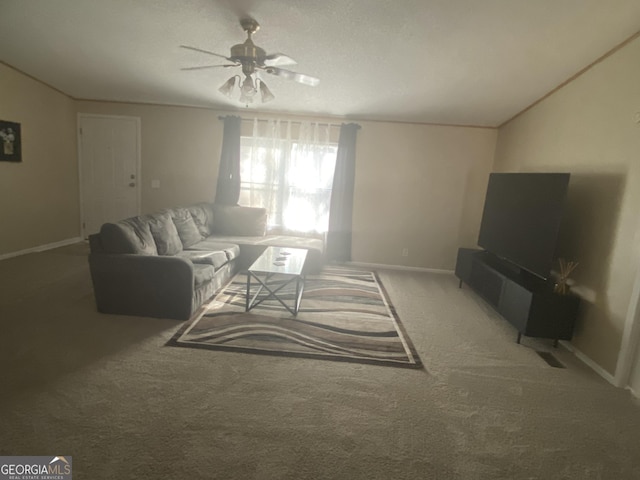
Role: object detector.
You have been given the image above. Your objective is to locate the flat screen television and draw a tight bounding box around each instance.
[477,172,570,280]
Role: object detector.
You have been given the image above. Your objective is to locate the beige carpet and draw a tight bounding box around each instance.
[1,243,640,479]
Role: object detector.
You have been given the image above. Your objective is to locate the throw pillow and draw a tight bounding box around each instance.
[171,208,204,248]
[188,203,214,237]
[100,217,158,255]
[148,212,183,255]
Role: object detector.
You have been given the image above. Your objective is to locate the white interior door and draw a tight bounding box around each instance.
[79,115,141,237]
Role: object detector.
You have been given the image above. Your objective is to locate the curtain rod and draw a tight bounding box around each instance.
[218,115,351,128]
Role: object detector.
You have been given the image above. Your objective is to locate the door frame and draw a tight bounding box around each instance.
[77,113,142,238]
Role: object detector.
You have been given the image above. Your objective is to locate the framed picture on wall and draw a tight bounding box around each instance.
[0,120,22,162]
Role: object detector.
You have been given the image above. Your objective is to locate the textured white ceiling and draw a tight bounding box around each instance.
[1,0,639,126]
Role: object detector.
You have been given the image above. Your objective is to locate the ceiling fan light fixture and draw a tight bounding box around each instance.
[238,75,259,106]
[218,75,238,97]
[239,93,253,105]
[183,18,319,106]
[241,75,256,96]
[258,80,275,103]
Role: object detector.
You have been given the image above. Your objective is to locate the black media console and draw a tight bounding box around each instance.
[455,248,579,346]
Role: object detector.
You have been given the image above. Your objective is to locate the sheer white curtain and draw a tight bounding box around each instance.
[239,119,337,236]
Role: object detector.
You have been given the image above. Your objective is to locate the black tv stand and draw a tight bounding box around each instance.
[455,248,579,345]
[490,255,527,278]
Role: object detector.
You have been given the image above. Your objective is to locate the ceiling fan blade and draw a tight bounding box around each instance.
[264,67,320,86]
[180,45,235,62]
[264,53,297,67]
[181,64,238,71]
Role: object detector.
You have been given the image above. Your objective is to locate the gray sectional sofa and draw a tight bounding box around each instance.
[88,203,324,320]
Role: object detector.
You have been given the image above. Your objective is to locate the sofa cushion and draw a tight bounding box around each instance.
[177,250,229,269]
[148,211,183,255]
[186,240,240,262]
[193,264,215,288]
[171,208,204,248]
[100,217,158,255]
[188,203,215,238]
[211,205,267,236]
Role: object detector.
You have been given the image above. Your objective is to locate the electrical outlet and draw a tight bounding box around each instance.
[401,247,409,257]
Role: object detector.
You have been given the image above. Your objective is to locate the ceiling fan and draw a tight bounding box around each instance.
[180,18,319,105]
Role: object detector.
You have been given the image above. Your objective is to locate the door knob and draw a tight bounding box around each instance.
[129,182,136,187]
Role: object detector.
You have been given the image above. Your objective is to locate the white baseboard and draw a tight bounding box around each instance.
[0,237,83,261]
[626,385,640,399]
[560,340,617,386]
[346,261,453,275]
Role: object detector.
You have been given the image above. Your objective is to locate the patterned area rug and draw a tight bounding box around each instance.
[167,266,422,368]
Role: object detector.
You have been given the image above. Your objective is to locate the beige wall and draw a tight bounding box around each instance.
[353,122,497,269]
[494,36,640,375]
[0,64,79,256]
[76,101,223,214]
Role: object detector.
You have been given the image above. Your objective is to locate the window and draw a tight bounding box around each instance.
[239,119,338,235]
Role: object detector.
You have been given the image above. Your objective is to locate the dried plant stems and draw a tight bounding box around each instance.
[554,258,578,295]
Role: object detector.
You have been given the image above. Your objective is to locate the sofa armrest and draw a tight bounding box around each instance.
[89,253,195,320]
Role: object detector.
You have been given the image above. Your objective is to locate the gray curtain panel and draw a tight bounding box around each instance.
[214,115,242,205]
[326,123,360,262]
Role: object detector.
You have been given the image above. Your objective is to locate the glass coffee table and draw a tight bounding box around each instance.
[245,246,308,316]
